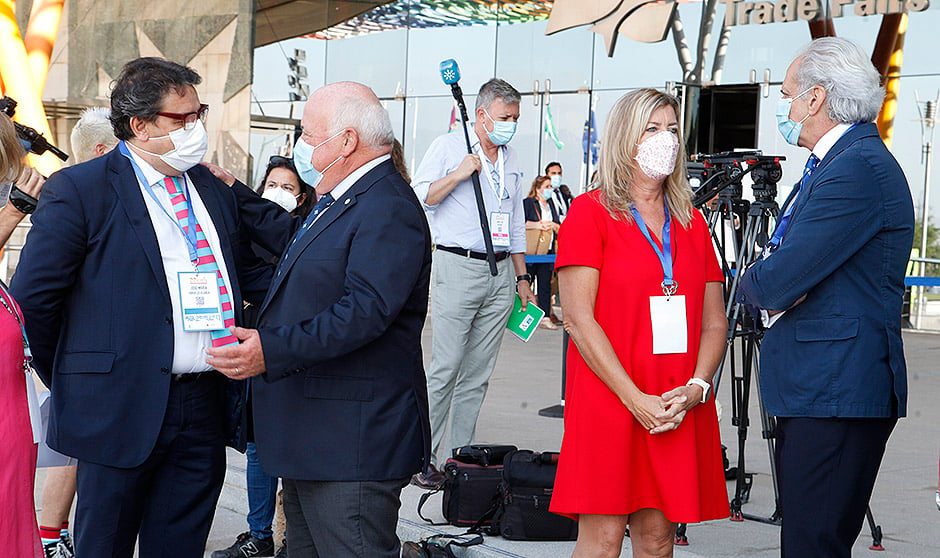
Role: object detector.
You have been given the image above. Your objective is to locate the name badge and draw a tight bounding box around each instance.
[178,272,224,331]
[650,295,688,354]
[490,211,511,248]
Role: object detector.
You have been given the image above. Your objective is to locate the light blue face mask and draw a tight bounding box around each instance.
[292,130,344,188]
[541,189,554,201]
[549,175,561,188]
[776,87,813,146]
[484,109,517,146]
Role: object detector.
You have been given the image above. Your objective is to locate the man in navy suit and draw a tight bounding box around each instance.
[208,81,431,558]
[739,38,913,557]
[11,58,270,558]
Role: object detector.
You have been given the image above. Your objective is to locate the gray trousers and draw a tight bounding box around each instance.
[427,250,514,466]
[282,477,408,558]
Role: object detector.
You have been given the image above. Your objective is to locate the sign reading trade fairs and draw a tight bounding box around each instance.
[722,0,930,26]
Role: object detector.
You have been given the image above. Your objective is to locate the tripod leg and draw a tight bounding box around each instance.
[750,347,782,523]
[866,506,884,551]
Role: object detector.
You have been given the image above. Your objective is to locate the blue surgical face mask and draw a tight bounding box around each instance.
[776,87,813,146]
[549,175,561,188]
[541,189,554,201]
[292,130,344,188]
[483,109,517,146]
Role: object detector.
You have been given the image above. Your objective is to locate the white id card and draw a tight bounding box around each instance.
[490,211,511,248]
[650,295,688,354]
[178,272,224,331]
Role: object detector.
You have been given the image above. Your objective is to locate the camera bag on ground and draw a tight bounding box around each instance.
[417,444,516,527]
[401,534,483,558]
[493,449,578,541]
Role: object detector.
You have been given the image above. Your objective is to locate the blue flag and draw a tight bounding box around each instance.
[582,110,598,165]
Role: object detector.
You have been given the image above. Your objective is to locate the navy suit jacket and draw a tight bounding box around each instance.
[738,123,913,418]
[234,159,433,481]
[10,149,271,467]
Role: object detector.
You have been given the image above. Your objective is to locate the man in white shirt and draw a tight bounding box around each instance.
[12,57,271,558]
[545,161,570,220]
[410,78,537,487]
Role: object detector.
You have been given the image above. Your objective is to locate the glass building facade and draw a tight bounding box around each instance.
[249,2,940,216]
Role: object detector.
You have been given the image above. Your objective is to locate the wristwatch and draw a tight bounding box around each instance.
[686,377,711,403]
[515,274,532,284]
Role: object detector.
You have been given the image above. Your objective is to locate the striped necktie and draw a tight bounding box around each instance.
[163,176,238,348]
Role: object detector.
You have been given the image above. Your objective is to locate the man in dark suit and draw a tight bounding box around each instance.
[207,81,432,558]
[738,38,913,558]
[11,58,270,558]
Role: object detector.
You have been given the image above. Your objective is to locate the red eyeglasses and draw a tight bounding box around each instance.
[156,104,209,130]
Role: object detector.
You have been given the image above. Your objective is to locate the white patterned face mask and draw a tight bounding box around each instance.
[636,130,679,181]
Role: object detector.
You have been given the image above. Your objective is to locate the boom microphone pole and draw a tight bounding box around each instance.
[439,59,498,276]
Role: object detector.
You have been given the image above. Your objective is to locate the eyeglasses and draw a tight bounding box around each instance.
[156,103,209,130]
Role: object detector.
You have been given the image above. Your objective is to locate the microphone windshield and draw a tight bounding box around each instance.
[440,59,461,85]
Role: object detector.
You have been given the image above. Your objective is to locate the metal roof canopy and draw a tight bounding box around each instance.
[255,0,394,47]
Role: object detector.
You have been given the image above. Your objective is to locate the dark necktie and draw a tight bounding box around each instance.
[767,153,820,252]
[277,193,334,275]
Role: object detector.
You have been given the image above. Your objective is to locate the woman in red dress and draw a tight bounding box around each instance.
[0,113,45,558]
[549,89,728,557]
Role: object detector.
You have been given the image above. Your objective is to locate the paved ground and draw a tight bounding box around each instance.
[36,324,940,557]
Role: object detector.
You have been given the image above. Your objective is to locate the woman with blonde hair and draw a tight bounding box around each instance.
[0,112,46,558]
[549,89,728,557]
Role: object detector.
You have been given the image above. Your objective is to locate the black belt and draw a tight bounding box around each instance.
[171,371,213,383]
[437,245,510,262]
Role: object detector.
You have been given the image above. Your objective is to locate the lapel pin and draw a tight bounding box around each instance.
[344,198,351,205]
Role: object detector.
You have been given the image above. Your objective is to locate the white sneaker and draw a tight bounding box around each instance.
[935,491,940,511]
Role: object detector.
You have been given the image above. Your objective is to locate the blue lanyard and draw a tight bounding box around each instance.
[119,142,199,262]
[630,199,676,296]
[0,280,32,363]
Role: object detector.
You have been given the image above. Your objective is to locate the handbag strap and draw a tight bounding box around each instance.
[417,488,448,525]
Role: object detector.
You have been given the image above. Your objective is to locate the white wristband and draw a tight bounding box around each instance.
[686,377,711,403]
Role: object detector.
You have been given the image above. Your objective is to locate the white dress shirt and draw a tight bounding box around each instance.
[126,147,235,374]
[411,129,526,254]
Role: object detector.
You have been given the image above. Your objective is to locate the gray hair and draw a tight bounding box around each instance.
[70,107,118,163]
[328,96,394,150]
[795,37,885,124]
[475,79,521,112]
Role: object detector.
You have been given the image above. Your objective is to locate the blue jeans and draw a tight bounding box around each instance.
[246,442,279,540]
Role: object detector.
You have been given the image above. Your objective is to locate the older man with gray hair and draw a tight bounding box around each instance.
[209,81,432,557]
[411,78,537,487]
[739,37,913,557]
[69,107,118,163]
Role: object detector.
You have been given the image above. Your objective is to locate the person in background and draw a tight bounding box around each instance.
[738,38,913,557]
[257,155,314,220]
[213,154,311,558]
[36,106,117,558]
[410,78,537,487]
[523,175,561,330]
[544,162,570,326]
[391,138,411,183]
[68,106,119,164]
[545,161,570,220]
[0,112,47,558]
[550,88,729,557]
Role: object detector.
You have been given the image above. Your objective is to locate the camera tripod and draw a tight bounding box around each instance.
[694,166,886,551]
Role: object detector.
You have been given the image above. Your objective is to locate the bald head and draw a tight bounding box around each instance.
[304,81,393,153]
[297,81,396,194]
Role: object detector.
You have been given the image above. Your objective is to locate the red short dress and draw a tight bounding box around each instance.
[549,190,729,524]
